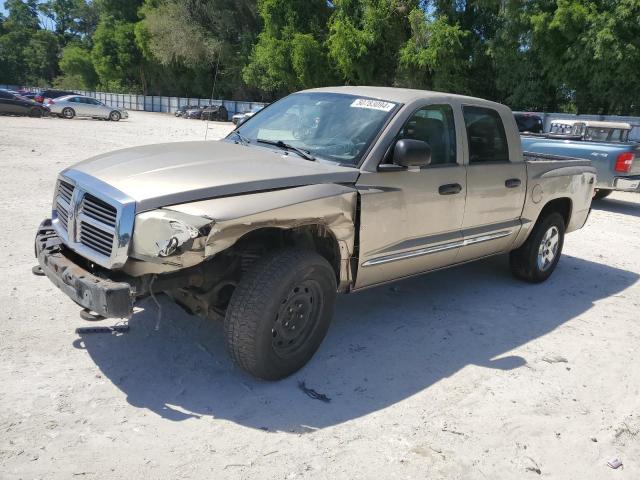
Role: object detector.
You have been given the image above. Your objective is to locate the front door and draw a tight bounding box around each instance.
[69,97,89,116]
[457,105,526,263]
[355,104,467,289]
[0,91,20,114]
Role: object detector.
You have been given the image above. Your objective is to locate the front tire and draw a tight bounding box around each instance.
[224,249,337,380]
[62,107,75,119]
[593,189,612,200]
[109,111,121,121]
[510,212,565,283]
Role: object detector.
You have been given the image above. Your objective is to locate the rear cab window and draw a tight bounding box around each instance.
[463,106,510,163]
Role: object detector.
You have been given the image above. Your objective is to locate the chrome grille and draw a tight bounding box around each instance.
[78,193,117,257]
[81,193,117,228]
[79,221,113,256]
[51,171,135,269]
[55,180,74,233]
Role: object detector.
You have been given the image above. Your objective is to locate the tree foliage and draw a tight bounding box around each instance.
[0,0,638,113]
[243,0,332,96]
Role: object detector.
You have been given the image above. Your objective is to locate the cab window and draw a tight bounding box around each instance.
[463,106,509,163]
[396,104,457,165]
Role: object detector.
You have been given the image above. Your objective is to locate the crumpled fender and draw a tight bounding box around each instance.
[127,184,358,288]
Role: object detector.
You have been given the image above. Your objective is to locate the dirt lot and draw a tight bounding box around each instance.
[1,112,639,479]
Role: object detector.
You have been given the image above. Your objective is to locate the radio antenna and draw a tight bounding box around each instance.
[204,50,221,141]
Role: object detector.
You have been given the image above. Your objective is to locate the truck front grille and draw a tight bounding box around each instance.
[79,221,113,256]
[81,193,117,228]
[52,172,135,269]
[55,180,75,232]
[78,194,117,257]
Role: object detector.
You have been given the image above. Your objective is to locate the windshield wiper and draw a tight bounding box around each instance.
[256,139,315,161]
[229,130,250,146]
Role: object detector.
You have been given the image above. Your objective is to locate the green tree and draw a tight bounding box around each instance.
[397,8,469,93]
[57,42,98,88]
[327,0,418,85]
[528,0,640,114]
[243,0,332,97]
[140,0,259,98]
[0,0,53,84]
[92,15,144,91]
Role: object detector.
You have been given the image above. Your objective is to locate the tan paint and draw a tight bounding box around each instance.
[124,184,358,290]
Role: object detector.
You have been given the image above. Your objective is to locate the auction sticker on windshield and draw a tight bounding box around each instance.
[350,98,396,112]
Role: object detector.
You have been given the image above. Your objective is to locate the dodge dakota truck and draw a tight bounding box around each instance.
[35,87,596,380]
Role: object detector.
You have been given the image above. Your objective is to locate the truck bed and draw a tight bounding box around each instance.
[522,135,640,191]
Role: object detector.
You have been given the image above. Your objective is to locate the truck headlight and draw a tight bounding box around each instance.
[131,209,212,259]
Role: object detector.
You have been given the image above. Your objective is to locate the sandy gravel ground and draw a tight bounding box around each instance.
[1,112,639,479]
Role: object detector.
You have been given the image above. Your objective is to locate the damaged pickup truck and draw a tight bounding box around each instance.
[35,87,596,380]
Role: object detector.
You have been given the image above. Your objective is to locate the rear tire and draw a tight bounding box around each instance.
[62,107,75,119]
[593,189,612,200]
[224,249,337,380]
[510,212,565,283]
[29,108,43,118]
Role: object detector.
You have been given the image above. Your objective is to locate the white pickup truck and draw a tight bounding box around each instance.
[35,87,596,379]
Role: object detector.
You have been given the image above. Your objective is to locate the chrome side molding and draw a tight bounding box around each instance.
[362,230,512,267]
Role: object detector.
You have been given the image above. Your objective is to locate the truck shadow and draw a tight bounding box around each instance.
[592,197,640,218]
[74,254,638,431]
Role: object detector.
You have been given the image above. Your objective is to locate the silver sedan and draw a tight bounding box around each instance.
[46,95,129,121]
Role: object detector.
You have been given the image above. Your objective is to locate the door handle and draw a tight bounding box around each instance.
[505,178,521,188]
[438,183,462,195]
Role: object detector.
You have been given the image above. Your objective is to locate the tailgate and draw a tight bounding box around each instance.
[629,145,640,175]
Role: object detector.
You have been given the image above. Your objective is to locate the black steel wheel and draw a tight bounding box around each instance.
[224,249,337,380]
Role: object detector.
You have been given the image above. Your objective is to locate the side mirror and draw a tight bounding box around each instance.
[393,139,431,168]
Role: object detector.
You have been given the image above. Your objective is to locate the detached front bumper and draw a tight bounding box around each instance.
[35,219,134,318]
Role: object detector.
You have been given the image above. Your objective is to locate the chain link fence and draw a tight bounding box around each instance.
[1,84,266,116]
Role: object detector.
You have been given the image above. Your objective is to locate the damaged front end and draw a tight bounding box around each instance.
[124,184,358,319]
[38,183,359,321]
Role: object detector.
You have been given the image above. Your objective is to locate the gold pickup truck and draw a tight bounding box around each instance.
[35,87,596,380]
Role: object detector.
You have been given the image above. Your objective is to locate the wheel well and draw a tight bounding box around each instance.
[539,197,572,227]
[232,226,342,281]
[169,225,343,320]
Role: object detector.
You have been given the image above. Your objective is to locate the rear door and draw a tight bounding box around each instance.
[355,103,467,288]
[82,97,103,117]
[457,105,526,263]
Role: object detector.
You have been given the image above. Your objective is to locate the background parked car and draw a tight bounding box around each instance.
[35,89,76,104]
[514,112,544,133]
[184,106,208,119]
[175,105,197,117]
[46,95,128,121]
[200,104,228,121]
[0,89,50,117]
[231,104,265,125]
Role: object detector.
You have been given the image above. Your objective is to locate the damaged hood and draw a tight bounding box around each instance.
[66,140,360,212]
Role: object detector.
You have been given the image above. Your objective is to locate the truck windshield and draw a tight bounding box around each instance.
[230,92,398,165]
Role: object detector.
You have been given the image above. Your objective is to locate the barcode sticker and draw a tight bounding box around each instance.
[350,98,396,112]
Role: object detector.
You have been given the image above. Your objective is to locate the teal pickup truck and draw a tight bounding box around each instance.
[522,120,640,199]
